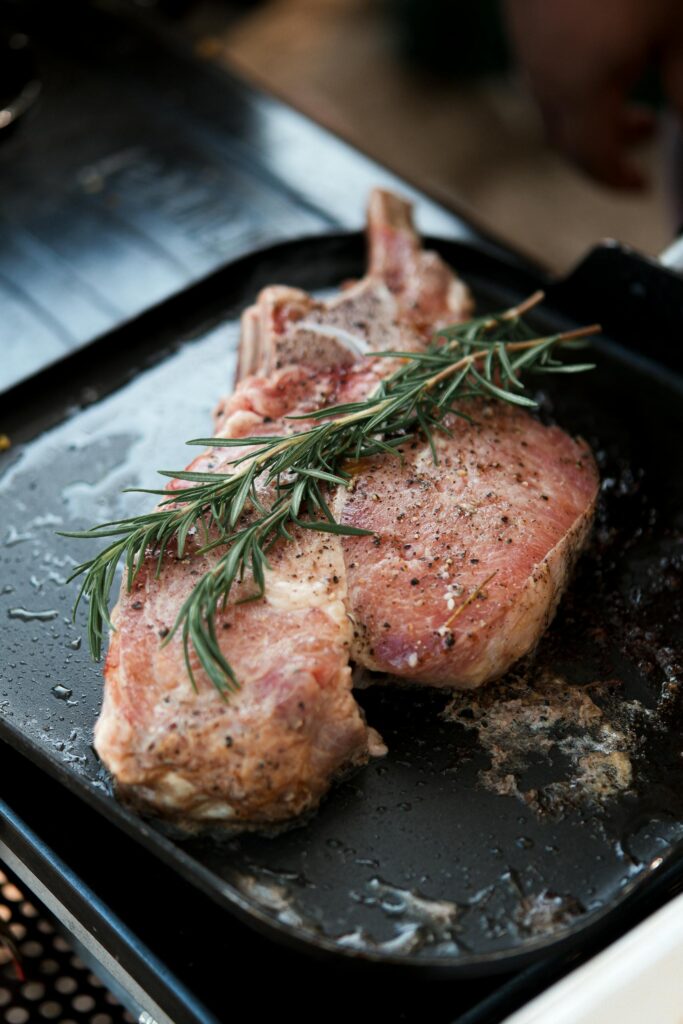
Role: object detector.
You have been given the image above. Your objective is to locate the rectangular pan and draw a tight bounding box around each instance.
[1,231,682,976]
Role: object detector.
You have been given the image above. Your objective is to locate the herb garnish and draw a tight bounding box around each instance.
[61,292,598,696]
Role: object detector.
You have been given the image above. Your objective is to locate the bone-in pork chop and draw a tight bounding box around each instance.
[94,190,598,829]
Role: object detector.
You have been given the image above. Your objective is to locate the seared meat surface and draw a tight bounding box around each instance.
[95,190,598,829]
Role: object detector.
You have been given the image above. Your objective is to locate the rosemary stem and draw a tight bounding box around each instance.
[423,324,600,393]
[484,289,545,327]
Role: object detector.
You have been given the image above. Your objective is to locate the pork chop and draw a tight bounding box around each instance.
[94,189,473,828]
[94,190,598,830]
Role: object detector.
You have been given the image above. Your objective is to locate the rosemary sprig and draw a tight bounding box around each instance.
[61,292,598,696]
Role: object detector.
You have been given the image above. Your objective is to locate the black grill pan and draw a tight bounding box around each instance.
[1,231,682,976]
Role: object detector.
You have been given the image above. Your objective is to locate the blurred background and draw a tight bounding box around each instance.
[1,0,677,271]
[178,0,672,271]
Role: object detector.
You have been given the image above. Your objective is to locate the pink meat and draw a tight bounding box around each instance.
[340,403,597,686]
[94,189,597,830]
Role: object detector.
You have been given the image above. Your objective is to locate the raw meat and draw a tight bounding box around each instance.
[95,190,598,829]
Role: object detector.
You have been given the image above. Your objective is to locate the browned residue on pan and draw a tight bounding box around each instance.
[443,671,638,814]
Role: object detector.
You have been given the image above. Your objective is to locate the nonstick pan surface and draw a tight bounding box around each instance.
[1,233,682,975]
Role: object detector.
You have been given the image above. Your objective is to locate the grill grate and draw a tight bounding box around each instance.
[0,867,135,1024]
